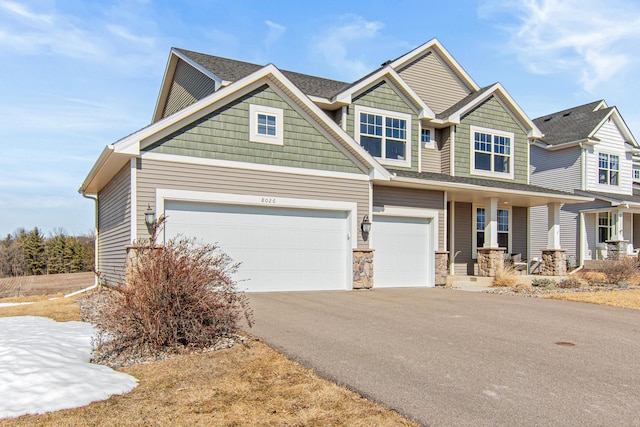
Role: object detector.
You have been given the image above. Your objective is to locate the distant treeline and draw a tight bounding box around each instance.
[0,228,94,277]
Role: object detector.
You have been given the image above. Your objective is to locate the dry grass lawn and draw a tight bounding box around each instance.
[0,272,94,298]
[544,289,640,310]
[0,292,417,426]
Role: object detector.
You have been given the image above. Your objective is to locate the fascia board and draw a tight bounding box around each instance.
[79,145,114,194]
[587,108,638,147]
[574,190,630,205]
[172,48,223,87]
[151,52,179,123]
[389,38,480,92]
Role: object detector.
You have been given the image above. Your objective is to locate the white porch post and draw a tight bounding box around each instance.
[613,209,624,241]
[547,203,561,250]
[485,197,499,247]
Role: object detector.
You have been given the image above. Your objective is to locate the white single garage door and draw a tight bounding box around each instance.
[372,215,432,288]
[164,200,350,292]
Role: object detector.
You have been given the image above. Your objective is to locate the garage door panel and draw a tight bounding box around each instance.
[372,215,432,288]
[164,200,349,292]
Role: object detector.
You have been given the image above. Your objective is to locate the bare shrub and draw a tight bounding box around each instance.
[598,257,639,285]
[93,218,253,358]
[492,266,519,288]
[557,277,583,289]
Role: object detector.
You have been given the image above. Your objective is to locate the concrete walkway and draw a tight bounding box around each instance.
[246,288,640,426]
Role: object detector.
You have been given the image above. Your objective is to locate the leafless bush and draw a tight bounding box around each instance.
[492,266,519,288]
[598,257,639,285]
[93,218,253,357]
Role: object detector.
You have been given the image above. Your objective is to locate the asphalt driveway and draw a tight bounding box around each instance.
[246,288,640,426]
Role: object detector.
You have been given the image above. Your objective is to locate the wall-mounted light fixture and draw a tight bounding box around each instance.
[361,215,372,233]
[144,204,156,229]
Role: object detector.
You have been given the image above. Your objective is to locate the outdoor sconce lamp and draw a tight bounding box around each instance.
[144,204,156,229]
[361,215,372,233]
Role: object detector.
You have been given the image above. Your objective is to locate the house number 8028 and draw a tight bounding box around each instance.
[261,197,276,204]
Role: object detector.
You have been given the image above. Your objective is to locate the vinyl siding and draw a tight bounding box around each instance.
[440,127,451,174]
[162,59,217,119]
[452,202,473,275]
[512,206,528,258]
[396,51,471,114]
[530,145,581,192]
[346,81,419,171]
[634,214,640,249]
[97,164,131,285]
[146,85,363,174]
[421,127,450,173]
[136,157,371,248]
[454,96,529,184]
[585,119,633,195]
[372,185,445,251]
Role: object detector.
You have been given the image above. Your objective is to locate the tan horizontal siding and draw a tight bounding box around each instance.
[162,59,217,118]
[453,202,473,275]
[372,185,445,251]
[136,158,371,248]
[97,164,131,285]
[512,206,528,258]
[397,51,470,114]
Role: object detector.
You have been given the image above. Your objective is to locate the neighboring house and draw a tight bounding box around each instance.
[80,38,589,292]
[530,100,640,266]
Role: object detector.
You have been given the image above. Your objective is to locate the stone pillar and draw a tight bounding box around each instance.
[477,247,505,277]
[353,249,374,289]
[540,249,567,276]
[435,251,449,285]
[605,240,629,260]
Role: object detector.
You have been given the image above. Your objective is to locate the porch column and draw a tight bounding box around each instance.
[613,209,624,241]
[485,197,499,248]
[547,203,561,250]
[607,209,628,259]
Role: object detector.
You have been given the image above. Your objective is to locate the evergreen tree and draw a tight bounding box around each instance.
[18,228,46,275]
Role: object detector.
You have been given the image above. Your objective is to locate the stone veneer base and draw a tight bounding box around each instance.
[353,249,374,289]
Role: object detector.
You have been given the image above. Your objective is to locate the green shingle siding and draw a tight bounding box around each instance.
[144,85,364,174]
[455,96,528,184]
[346,81,419,171]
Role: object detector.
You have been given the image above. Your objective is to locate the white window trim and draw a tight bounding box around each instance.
[354,105,412,168]
[596,211,613,244]
[471,204,512,259]
[469,125,515,180]
[596,152,620,187]
[420,123,435,149]
[249,104,283,145]
[634,166,640,182]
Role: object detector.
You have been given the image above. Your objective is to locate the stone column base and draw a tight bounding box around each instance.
[540,249,567,276]
[353,249,374,289]
[435,251,449,285]
[605,240,629,260]
[477,247,506,277]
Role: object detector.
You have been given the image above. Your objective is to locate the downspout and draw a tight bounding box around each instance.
[81,192,99,286]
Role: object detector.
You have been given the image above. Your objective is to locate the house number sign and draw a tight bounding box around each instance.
[261,197,277,204]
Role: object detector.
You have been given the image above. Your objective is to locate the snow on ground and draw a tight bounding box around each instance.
[0,302,34,308]
[0,316,138,419]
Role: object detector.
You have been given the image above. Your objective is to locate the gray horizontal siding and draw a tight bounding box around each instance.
[136,157,371,248]
[397,51,470,114]
[512,206,528,258]
[162,59,217,118]
[372,185,445,251]
[530,145,581,192]
[97,163,131,285]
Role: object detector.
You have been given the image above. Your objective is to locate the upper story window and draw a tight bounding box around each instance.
[249,104,283,145]
[470,126,514,179]
[354,105,411,167]
[598,153,619,185]
[420,125,435,149]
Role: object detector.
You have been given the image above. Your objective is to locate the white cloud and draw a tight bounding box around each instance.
[480,0,640,92]
[264,20,285,46]
[0,0,51,24]
[107,24,155,48]
[310,14,384,80]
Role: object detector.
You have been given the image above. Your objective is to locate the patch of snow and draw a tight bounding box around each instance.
[0,302,34,308]
[0,316,138,419]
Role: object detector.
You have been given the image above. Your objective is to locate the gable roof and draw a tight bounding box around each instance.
[534,101,611,147]
[81,63,391,195]
[174,48,350,99]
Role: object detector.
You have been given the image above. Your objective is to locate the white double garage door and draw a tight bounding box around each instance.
[164,194,435,292]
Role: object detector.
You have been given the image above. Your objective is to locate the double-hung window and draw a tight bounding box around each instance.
[598,153,619,185]
[597,212,612,243]
[470,126,514,179]
[634,165,640,182]
[474,207,510,257]
[355,106,411,167]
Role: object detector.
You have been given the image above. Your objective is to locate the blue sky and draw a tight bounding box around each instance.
[1,0,640,237]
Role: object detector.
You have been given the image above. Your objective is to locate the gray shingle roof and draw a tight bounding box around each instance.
[435,85,495,119]
[174,48,350,99]
[576,189,640,205]
[388,169,576,196]
[533,100,612,146]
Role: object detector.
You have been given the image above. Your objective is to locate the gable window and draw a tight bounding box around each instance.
[249,104,283,145]
[598,153,619,185]
[470,126,514,179]
[355,105,411,167]
[474,207,510,257]
[598,212,612,243]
